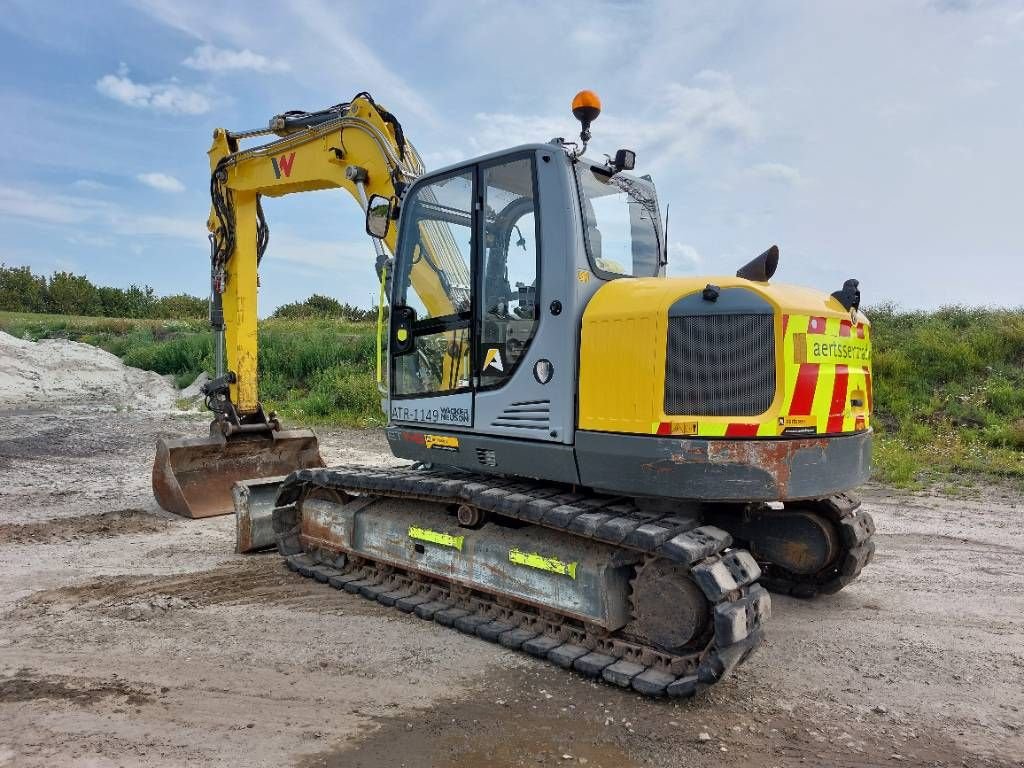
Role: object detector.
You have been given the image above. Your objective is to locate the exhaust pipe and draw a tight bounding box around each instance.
[736,245,779,282]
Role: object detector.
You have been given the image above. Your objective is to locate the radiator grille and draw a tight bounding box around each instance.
[665,314,775,416]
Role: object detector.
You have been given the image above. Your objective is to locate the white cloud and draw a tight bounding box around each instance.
[960,76,997,94]
[65,233,114,248]
[109,213,201,240]
[0,183,200,241]
[268,233,376,271]
[137,172,185,192]
[421,148,467,170]
[667,242,703,275]
[95,65,211,115]
[286,0,438,125]
[469,72,759,167]
[135,0,438,125]
[183,44,289,73]
[0,184,107,224]
[657,75,760,152]
[71,179,109,192]
[928,0,983,12]
[747,162,803,186]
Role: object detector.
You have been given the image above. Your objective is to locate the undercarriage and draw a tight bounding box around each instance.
[265,464,873,697]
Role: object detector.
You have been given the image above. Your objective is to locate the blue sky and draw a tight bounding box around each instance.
[0,0,1021,313]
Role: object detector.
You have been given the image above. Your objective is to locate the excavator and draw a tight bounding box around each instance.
[152,90,876,697]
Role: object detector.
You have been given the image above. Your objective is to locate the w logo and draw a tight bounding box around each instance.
[271,152,295,179]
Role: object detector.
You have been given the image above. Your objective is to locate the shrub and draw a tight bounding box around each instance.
[152,294,207,319]
[0,264,47,312]
[272,294,376,321]
[0,264,206,320]
[46,271,103,316]
[98,284,156,318]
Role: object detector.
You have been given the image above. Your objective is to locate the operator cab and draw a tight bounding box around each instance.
[370,92,665,480]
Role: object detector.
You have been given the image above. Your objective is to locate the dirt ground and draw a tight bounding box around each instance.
[1,402,1022,768]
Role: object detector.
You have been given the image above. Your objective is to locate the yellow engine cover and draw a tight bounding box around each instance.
[577,277,872,438]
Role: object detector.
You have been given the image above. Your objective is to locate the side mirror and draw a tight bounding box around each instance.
[366,194,394,239]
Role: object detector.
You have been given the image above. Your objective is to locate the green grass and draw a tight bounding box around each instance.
[3,305,1023,487]
[868,305,1024,487]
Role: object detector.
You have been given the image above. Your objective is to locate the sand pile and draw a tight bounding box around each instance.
[0,331,178,409]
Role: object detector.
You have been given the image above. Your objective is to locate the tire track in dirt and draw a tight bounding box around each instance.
[0,509,171,544]
[13,557,388,619]
[0,669,151,706]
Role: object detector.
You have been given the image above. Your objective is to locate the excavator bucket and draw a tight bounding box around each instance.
[152,430,324,519]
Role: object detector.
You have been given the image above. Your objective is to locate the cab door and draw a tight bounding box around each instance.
[388,150,573,449]
[472,154,552,437]
[388,167,476,429]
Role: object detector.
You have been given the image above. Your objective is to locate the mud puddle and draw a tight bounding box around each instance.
[300,664,992,768]
[0,509,171,544]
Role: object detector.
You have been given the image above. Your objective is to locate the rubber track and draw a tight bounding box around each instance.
[273,465,770,698]
[757,492,877,598]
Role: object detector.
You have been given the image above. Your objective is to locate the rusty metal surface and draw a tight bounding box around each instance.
[233,476,288,552]
[629,557,710,652]
[575,429,872,501]
[298,496,636,630]
[706,492,876,597]
[269,464,774,696]
[278,495,769,697]
[706,507,839,575]
[152,429,324,519]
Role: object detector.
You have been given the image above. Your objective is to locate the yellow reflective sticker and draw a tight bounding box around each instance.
[778,415,816,428]
[798,334,871,365]
[408,526,464,551]
[777,414,818,435]
[670,421,698,435]
[508,548,578,579]
[424,434,459,451]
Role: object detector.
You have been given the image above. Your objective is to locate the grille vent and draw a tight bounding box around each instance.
[491,400,550,431]
[476,448,497,467]
[664,314,775,416]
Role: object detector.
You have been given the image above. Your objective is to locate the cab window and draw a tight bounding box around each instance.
[479,156,540,387]
[392,170,473,397]
[576,166,661,278]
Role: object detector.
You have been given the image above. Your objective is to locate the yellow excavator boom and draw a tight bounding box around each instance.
[153,92,454,519]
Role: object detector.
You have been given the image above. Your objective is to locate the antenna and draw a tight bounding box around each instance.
[662,203,670,266]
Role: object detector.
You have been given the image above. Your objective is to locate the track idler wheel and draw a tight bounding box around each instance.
[705,494,876,598]
[629,558,710,653]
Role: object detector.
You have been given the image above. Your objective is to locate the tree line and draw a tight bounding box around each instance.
[0,264,207,319]
[271,294,379,322]
[0,264,378,321]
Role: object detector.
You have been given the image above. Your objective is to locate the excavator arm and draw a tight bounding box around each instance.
[153,92,453,520]
[206,92,453,416]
